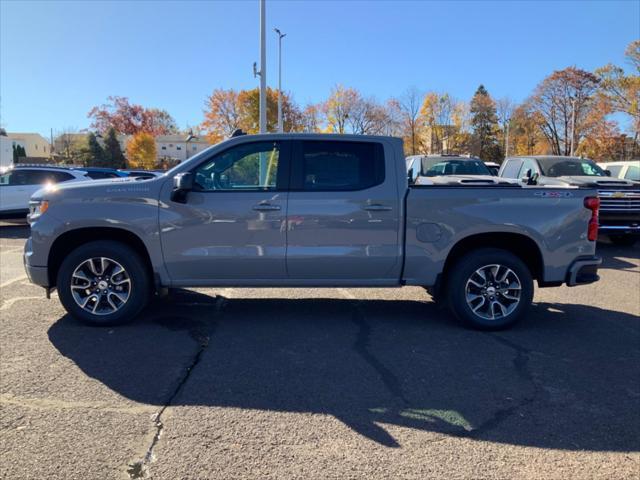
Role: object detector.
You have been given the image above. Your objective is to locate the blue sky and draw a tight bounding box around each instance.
[1,0,638,138]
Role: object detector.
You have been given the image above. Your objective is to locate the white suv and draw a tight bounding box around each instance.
[599,161,640,182]
[0,165,90,216]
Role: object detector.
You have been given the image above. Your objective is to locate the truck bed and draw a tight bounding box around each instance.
[403,184,597,286]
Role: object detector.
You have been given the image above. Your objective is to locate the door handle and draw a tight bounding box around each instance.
[253,203,281,211]
[363,204,392,212]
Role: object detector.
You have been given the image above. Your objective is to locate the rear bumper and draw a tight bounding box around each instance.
[566,256,602,286]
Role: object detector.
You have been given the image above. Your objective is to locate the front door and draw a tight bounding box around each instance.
[160,140,290,283]
[285,139,401,282]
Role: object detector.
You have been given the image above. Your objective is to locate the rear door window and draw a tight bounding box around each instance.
[606,165,622,177]
[624,165,639,181]
[48,171,75,183]
[294,141,384,191]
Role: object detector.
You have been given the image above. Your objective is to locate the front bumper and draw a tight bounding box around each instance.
[566,256,602,286]
[23,237,50,287]
[599,212,640,235]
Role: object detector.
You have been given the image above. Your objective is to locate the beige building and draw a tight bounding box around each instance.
[6,132,51,159]
[155,134,210,163]
[420,125,460,155]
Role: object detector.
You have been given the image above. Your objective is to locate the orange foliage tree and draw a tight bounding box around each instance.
[126,132,157,170]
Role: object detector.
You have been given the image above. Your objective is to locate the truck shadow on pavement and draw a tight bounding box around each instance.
[47,290,640,452]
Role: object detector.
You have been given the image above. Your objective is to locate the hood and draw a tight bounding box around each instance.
[416,175,520,186]
[538,176,637,188]
[31,175,163,200]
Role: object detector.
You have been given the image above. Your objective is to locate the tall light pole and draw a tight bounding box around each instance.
[570,97,577,156]
[505,119,510,158]
[274,28,286,133]
[259,0,267,134]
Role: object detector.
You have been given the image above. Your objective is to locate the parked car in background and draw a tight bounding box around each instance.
[500,156,640,245]
[598,160,640,182]
[72,167,128,180]
[406,154,495,177]
[119,169,163,179]
[484,162,500,176]
[25,134,602,330]
[0,165,90,216]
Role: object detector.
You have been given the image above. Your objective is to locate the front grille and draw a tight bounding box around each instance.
[598,190,640,212]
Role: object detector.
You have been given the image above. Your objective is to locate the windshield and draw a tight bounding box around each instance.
[537,158,606,177]
[422,159,491,176]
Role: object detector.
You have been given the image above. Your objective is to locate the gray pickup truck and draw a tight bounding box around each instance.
[24,134,602,330]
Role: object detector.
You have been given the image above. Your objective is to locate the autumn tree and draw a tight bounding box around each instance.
[346,96,389,135]
[509,105,549,156]
[394,87,423,155]
[201,89,242,143]
[420,92,457,154]
[201,87,303,141]
[322,85,359,134]
[596,40,640,157]
[469,85,501,161]
[300,104,322,133]
[103,127,126,168]
[496,97,515,158]
[448,101,472,154]
[88,96,177,136]
[126,132,157,170]
[528,67,600,156]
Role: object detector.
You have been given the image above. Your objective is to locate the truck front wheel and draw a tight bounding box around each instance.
[446,248,533,330]
[56,241,151,326]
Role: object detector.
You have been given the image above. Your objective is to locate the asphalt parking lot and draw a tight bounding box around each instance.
[0,222,638,480]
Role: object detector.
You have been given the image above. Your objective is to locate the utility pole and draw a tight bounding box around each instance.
[259,0,267,134]
[275,28,286,133]
[504,120,510,158]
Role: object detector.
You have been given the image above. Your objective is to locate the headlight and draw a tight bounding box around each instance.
[29,200,49,219]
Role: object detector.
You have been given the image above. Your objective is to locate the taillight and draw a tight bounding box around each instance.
[584,196,600,241]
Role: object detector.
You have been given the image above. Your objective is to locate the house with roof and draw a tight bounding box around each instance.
[6,132,51,160]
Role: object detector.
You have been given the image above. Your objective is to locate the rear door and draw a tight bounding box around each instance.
[286,139,401,282]
[0,169,44,212]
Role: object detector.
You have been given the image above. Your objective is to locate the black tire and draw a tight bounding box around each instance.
[56,241,151,326]
[445,248,533,330]
[609,235,637,247]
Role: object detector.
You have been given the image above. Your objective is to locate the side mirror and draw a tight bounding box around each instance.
[604,169,612,177]
[521,168,532,181]
[171,172,193,203]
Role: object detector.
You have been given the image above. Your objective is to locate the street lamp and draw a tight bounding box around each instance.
[274,28,286,133]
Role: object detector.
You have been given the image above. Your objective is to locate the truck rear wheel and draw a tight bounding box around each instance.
[446,248,533,330]
[56,241,151,326]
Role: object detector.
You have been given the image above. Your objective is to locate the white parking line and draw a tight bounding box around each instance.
[337,288,357,300]
[1,247,25,254]
[0,275,28,289]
